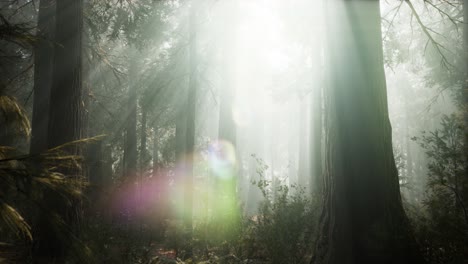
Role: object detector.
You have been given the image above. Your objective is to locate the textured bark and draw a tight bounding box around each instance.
[463,0,468,173]
[47,0,83,149]
[30,0,55,154]
[38,0,84,261]
[312,2,424,264]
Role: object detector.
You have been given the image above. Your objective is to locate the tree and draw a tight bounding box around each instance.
[312,1,424,263]
[47,0,84,150]
[183,2,198,257]
[463,0,468,172]
[37,0,84,261]
[123,53,138,179]
[30,0,55,154]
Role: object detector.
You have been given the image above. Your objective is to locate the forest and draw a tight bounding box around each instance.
[0,0,467,263]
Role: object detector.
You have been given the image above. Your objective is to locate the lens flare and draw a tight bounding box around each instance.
[207,140,237,179]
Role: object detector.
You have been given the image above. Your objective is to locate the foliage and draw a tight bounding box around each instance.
[0,94,96,263]
[241,159,318,264]
[412,114,468,263]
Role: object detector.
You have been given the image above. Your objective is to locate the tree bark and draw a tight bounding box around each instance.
[312,1,424,263]
[38,0,84,261]
[30,0,55,154]
[47,0,83,149]
[463,0,468,178]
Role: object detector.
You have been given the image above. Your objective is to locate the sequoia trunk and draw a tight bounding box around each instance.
[312,1,425,263]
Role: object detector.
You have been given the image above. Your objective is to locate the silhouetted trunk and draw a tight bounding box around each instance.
[47,0,83,149]
[463,0,468,176]
[312,1,424,263]
[123,56,138,178]
[38,0,84,261]
[87,140,103,186]
[153,127,159,176]
[140,108,148,170]
[404,99,415,202]
[30,0,55,154]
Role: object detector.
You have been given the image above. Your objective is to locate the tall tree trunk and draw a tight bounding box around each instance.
[140,107,148,170]
[183,3,198,257]
[47,0,83,149]
[312,1,424,263]
[123,55,138,179]
[216,0,240,238]
[288,101,298,188]
[153,127,159,176]
[38,0,84,261]
[463,0,468,177]
[218,76,236,145]
[404,99,414,202]
[173,92,187,223]
[310,85,322,196]
[30,0,55,154]
[175,109,187,161]
[298,98,309,191]
[309,29,323,196]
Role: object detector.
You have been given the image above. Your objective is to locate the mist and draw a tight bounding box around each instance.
[0,0,466,263]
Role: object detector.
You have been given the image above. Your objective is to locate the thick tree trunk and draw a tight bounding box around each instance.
[47,0,83,149]
[38,0,84,261]
[312,1,424,264]
[463,0,468,176]
[30,0,55,154]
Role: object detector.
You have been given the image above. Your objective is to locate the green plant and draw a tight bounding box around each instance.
[243,157,318,264]
[0,93,97,263]
[413,114,468,263]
